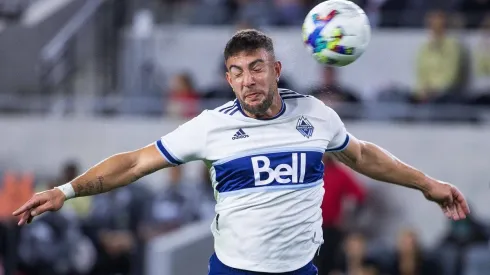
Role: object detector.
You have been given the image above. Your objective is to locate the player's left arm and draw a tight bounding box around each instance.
[327,134,470,221]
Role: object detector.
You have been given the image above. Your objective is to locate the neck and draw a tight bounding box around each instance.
[400,250,417,258]
[431,32,445,42]
[244,90,283,119]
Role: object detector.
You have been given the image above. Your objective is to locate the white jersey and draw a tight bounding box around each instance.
[155,89,350,273]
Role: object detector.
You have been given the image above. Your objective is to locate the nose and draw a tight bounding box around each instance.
[242,70,256,87]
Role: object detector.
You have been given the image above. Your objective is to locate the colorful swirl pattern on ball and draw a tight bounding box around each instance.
[304,10,355,64]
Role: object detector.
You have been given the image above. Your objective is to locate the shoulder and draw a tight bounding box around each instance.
[208,99,240,117]
[278,88,311,100]
[170,110,214,134]
[280,88,336,116]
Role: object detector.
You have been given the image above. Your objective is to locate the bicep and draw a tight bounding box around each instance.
[327,134,363,169]
[132,143,174,178]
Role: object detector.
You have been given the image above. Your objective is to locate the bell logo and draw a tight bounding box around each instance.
[251,153,306,186]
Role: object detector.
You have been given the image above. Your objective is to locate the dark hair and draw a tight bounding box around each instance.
[175,72,194,90]
[224,29,275,62]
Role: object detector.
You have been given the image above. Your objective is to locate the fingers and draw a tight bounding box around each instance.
[442,205,451,219]
[13,198,40,226]
[30,203,52,218]
[17,211,32,226]
[17,202,54,226]
[442,203,467,221]
[12,198,39,216]
[442,202,462,221]
[446,186,470,221]
[13,193,57,226]
[452,187,470,215]
[449,204,460,220]
[456,203,466,220]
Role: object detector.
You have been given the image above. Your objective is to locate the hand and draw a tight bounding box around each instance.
[12,188,66,226]
[423,181,470,221]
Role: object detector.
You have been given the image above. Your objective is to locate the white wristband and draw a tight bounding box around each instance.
[55,183,76,200]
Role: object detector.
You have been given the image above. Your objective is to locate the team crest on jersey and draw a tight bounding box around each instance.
[296,116,314,138]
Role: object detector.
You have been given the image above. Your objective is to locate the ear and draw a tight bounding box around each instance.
[225,70,233,88]
[274,61,282,82]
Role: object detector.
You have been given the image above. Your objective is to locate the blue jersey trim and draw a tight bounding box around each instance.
[229,107,240,116]
[279,91,298,96]
[213,146,326,166]
[282,95,308,99]
[155,140,183,165]
[325,134,350,152]
[218,100,237,113]
[218,179,323,198]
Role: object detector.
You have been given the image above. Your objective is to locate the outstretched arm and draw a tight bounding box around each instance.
[70,144,168,197]
[13,144,170,225]
[327,134,470,221]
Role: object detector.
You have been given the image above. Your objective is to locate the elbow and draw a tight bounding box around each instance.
[357,142,394,173]
[355,140,370,167]
[130,158,146,182]
[118,151,143,183]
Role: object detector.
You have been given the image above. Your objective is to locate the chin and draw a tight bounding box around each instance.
[245,100,264,108]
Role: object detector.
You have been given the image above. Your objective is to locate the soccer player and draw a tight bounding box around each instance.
[13,29,469,275]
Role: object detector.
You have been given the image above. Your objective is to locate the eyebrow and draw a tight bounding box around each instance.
[228,58,266,72]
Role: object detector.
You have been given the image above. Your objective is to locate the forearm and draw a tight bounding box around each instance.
[69,153,141,197]
[335,142,431,192]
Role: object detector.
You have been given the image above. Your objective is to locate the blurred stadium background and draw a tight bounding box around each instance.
[0,0,489,274]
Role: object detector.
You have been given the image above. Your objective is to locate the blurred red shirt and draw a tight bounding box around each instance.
[321,159,366,227]
[167,90,200,119]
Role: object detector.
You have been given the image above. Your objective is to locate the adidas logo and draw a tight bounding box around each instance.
[232,128,249,140]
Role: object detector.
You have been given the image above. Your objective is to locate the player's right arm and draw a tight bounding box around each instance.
[13,111,208,226]
[12,144,172,226]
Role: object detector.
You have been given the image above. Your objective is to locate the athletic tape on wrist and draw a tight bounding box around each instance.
[55,183,75,200]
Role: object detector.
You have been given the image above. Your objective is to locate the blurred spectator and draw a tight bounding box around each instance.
[0,171,34,275]
[17,179,96,275]
[436,208,489,275]
[358,0,387,27]
[475,16,490,82]
[314,154,366,275]
[234,0,276,27]
[329,232,382,275]
[189,0,237,25]
[470,15,490,105]
[273,0,307,26]
[358,0,408,28]
[387,228,440,275]
[377,0,409,27]
[311,67,360,105]
[165,73,201,119]
[457,0,490,29]
[84,183,151,275]
[139,166,200,242]
[413,10,465,104]
[59,161,92,218]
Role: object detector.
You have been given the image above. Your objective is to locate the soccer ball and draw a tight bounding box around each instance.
[302,0,371,67]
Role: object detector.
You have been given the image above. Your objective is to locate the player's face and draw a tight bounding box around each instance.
[225,49,282,115]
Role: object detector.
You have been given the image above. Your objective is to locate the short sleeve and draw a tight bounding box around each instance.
[325,107,350,152]
[154,111,208,165]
